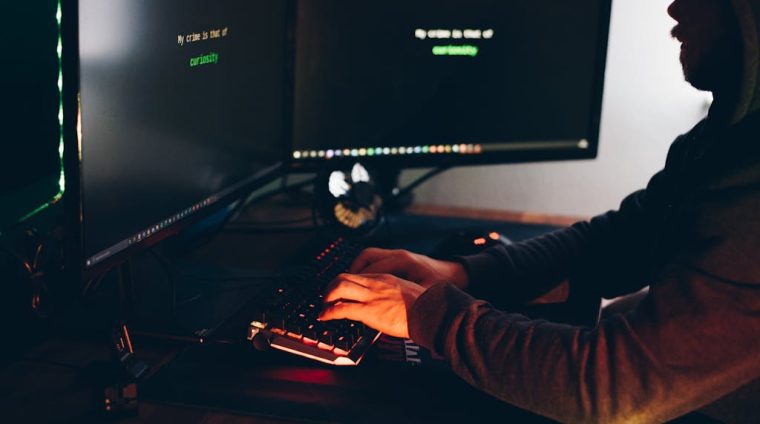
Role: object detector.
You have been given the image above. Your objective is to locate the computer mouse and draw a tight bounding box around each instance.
[433,230,511,258]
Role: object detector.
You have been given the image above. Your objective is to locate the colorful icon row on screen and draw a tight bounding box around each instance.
[292,144,482,160]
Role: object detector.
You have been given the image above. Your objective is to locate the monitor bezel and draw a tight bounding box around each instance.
[62,0,288,284]
[288,0,612,172]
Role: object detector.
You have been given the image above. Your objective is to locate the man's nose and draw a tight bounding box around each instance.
[667,0,681,20]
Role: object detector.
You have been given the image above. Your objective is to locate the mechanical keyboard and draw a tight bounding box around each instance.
[248,237,381,366]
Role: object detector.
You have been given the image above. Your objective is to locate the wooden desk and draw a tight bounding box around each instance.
[407,204,585,228]
[1,204,568,423]
[4,203,733,423]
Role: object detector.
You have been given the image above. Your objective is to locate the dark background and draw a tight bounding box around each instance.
[0,0,62,228]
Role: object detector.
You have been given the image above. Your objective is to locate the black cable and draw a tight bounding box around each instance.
[0,236,33,275]
[176,293,202,307]
[2,240,43,316]
[147,249,178,314]
[224,198,328,234]
[181,175,318,252]
[1,233,59,319]
[221,225,327,235]
[390,165,452,205]
[28,241,51,319]
[241,175,318,212]
[81,272,109,297]
[228,216,315,228]
[218,175,323,234]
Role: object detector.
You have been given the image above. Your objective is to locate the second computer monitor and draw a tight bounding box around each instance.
[292,0,611,167]
[68,0,288,275]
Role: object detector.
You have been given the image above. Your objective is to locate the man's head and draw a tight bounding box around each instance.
[668,0,742,95]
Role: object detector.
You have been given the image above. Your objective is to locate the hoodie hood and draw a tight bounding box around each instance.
[728,0,760,123]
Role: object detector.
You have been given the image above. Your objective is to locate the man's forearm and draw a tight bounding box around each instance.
[409,275,760,423]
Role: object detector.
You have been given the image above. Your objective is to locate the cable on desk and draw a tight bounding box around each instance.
[225,198,332,235]
[186,175,319,251]
[241,175,317,211]
[146,250,179,314]
[81,273,110,298]
[2,229,59,319]
[221,225,328,235]
[389,165,452,207]
[228,216,315,228]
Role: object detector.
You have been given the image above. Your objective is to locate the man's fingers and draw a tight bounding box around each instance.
[340,273,397,289]
[318,301,363,322]
[360,256,410,278]
[348,248,393,273]
[324,273,369,295]
[323,279,371,303]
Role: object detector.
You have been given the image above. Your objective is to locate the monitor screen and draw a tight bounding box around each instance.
[292,0,610,166]
[1,1,63,230]
[76,0,287,269]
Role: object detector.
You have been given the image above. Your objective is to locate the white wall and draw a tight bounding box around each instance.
[405,0,712,218]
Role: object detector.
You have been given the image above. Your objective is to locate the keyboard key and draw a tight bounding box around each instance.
[335,335,352,351]
[318,330,334,346]
[303,323,319,340]
[286,321,302,335]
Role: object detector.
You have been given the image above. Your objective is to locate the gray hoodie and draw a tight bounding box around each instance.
[408,2,760,423]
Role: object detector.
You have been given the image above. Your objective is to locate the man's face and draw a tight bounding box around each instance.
[668,0,741,92]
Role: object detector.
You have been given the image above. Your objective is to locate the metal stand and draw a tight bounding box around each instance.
[114,260,149,380]
[91,261,149,419]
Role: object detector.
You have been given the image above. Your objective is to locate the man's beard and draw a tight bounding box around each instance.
[682,33,742,96]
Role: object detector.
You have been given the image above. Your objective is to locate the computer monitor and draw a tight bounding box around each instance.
[1,1,64,231]
[291,0,611,169]
[62,0,289,280]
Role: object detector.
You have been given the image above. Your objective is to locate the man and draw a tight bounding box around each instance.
[319,0,760,422]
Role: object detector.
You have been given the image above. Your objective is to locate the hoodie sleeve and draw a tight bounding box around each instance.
[459,192,653,305]
[408,263,760,423]
[459,171,674,306]
[456,131,698,306]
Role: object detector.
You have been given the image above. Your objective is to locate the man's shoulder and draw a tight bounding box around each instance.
[679,160,760,287]
[668,118,760,286]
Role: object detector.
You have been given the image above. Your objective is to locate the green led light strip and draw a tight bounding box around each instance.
[56,0,65,195]
[16,1,66,224]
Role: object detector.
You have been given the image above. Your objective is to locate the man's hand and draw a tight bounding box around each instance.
[349,248,469,290]
[318,273,426,338]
